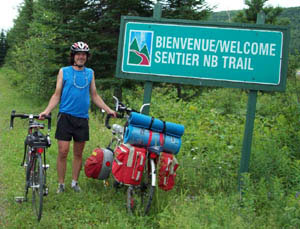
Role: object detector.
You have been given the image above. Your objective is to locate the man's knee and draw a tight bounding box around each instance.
[73,141,85,157]
[58,141,70,159]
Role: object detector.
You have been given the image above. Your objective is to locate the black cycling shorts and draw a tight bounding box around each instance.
[55,113,89,142]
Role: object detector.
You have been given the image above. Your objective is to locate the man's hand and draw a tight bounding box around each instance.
[107,109,117,118]
[39,111,48,120]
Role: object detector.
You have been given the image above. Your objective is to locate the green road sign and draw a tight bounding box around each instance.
[116,17,290,91]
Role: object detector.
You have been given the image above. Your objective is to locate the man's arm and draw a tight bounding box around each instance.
[39,69,63,118]
[90,73,116,116]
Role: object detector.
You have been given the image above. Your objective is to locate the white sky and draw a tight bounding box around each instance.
[0,0,23,31]
[0,0,300,31]
[209,0,300,12]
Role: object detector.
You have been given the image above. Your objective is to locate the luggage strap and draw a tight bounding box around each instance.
[162,121,166,134]
[147,130,165,148]
[124,144,135,167]
[149,117,154,130]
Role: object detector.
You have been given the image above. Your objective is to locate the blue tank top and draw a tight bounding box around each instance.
[59,66,93,118]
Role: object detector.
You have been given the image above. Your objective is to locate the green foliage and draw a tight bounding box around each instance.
[4,0,160,99]
[232,0,285,25]
[6,0,34,48]
[2,61,300,227]
[288,51,300,80]
[162,0,212,20]
[280,7,300,55]
[0,30,7,66]
[6,20,59,100]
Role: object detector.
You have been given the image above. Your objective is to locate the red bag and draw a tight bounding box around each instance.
[158,152,179,191]
[84,148,113,180]
[112,143,146,186]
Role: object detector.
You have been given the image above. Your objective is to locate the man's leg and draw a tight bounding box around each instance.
[72,141,85,181]
[57,140,70,184]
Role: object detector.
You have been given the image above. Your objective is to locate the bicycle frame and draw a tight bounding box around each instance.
[104,97,158,215]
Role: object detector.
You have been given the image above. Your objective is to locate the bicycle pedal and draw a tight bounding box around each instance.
[15,196,25,203]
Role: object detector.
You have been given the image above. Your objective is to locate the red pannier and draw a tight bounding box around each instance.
[84,148,113,180]
[158,152,179,191]
[112,143,146,186]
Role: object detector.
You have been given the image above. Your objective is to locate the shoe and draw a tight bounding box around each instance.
[56,184,65,194]
[71,183,81,192]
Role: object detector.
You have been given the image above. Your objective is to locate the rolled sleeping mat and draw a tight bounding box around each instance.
[123,125,182,154]
[128,112,185,138]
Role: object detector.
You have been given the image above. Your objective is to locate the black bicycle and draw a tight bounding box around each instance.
[10,111,51,222]
[106,97,158,215]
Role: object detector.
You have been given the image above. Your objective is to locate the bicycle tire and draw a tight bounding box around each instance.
[31,154,44,221]
[126,186,135,214]
[126,158,156,215]
[24,147,31,202]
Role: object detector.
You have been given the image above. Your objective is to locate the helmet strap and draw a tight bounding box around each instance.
[73,63,85,69]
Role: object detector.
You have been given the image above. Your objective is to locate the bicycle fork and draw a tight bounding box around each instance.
[150,159,156,186]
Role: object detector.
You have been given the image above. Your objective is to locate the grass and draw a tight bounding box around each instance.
[1,67,300,228]
[0,68,167,228]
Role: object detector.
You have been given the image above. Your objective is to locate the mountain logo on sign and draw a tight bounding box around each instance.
[128,30,153,66]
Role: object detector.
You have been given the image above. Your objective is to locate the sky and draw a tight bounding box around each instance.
[1,0,300,31]
[209,0,300,12]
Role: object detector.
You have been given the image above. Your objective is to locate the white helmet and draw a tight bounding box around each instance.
[70,41,90,54]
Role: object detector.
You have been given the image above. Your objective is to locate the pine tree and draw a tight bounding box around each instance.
[6,0,34,48]
[0,30,7,66]
[232,0,285,25]
[162,0,212,20]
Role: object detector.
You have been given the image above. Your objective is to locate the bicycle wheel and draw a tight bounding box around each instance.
[127,186,135,214]
[126,158,156,215]
[31,154,44,221]
[24,148,32,202]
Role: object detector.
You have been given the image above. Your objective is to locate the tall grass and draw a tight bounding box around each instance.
[1,67,300,228]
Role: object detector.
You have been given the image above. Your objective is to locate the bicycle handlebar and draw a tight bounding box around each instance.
[105,96,138,129]
[10,110,52,131]
[105,96,150,130]
[105,113,123,129]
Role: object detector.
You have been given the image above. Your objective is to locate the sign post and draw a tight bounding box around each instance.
[238,11,265,192]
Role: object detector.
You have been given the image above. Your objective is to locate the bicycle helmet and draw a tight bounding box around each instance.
[70,41,90,54]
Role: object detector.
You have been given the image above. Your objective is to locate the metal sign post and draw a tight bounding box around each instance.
[238,11,265,192]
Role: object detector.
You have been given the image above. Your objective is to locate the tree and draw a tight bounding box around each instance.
[6,0,34,49]
[4,0,156,99]
[0,30,7,66]
[232,0,286,25]
[162,0,212,20]
[88,0,154,101]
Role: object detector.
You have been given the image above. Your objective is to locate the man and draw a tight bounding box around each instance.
[39,41,116,193]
